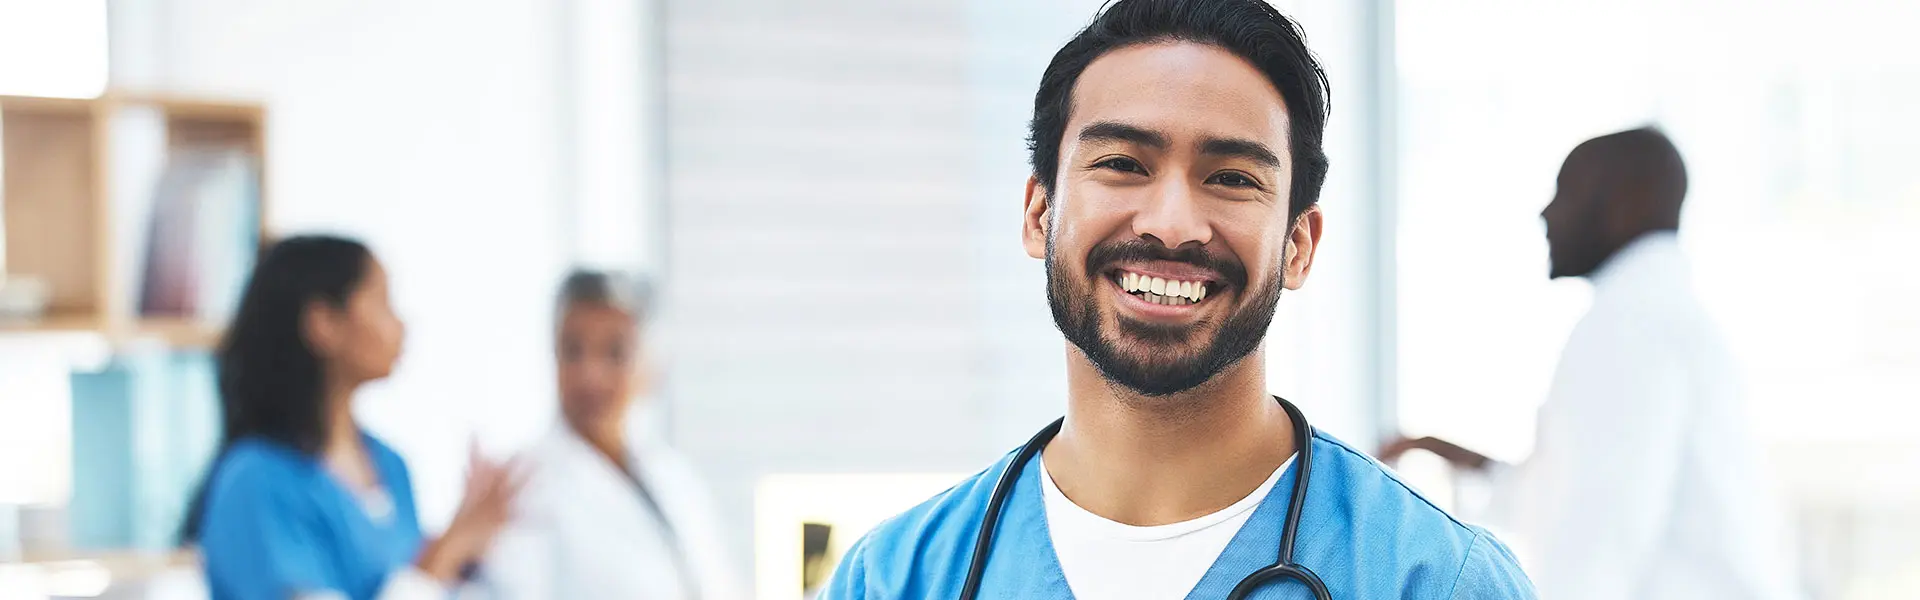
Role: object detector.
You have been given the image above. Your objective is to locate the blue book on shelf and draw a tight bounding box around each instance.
[67,351,220,550]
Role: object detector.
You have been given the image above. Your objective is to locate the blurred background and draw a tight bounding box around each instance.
[0,0,1914,598]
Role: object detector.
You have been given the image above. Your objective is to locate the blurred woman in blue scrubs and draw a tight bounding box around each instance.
[180,235,520,600]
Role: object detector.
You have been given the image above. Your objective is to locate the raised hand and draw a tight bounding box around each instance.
[417,440,527,582]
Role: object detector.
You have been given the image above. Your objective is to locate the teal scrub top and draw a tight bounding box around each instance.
[197,433,425,600]
[821,430,1537,599]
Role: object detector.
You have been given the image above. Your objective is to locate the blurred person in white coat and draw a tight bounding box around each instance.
[1380,128,1803,600]
[479,270,743,600]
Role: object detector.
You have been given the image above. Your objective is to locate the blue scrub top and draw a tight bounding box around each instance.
[821,430,1536,599]
[197,433,425,600]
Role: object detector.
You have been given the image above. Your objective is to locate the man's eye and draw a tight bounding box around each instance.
[1095,157,1146,175]
[1207,171,1258,188]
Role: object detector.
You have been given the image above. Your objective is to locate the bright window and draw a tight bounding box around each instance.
[1394,1,1920,597]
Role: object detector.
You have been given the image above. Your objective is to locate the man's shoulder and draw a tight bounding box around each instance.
[1308,431,1477,537]
[1305,432,1536,599]
[820,453,1009,598]
[849,456,1002,559]
[1447,526,1538,599]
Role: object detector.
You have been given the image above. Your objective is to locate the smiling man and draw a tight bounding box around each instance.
[818,1,1536,598]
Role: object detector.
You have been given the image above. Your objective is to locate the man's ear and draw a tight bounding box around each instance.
[1023,176,1050,259]
[1282,205,1325,290]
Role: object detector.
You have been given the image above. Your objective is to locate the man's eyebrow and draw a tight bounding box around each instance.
[1200,137,1281,169]
[1077,121,1170,150]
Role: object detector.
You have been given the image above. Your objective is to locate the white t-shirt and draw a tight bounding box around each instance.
[1040,455,1294,600]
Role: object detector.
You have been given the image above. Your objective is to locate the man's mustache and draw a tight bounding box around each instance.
[1083,238,1249,290]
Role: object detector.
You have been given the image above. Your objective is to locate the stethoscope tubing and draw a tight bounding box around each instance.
[960,396,1329,600]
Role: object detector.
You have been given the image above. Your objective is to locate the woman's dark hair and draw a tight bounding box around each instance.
[179,235,374,543]
[1028,0,1332,218]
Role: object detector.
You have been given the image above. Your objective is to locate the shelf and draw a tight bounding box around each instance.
[7,549,198,589]
[16,547,196,566]
[124,317,224,349]
[0,313,111,369]
[101,91,264,118]
[0,95,95,115]
[0,314,223,350]
[3,92,265,354]
[0,312,103,334]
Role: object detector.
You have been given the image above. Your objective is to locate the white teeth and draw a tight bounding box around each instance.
[1118,271,1212,304]
[1141,292,1193,305]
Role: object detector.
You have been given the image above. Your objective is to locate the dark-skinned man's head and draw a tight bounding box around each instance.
[1541,127,1688,279]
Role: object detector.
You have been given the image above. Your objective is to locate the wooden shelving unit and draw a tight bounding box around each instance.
[1,92,267,351]
[6,549,199,595]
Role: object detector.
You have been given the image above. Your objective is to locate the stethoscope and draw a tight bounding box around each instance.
[958,396,1331,600]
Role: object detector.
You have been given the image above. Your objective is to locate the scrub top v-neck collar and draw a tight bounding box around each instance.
[982,446,1305,599]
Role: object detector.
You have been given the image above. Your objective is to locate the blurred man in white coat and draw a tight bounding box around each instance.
[1381,128,1803,600]
[480,271,743,600]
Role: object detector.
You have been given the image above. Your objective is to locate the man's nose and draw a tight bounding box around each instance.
[1132,179,1212,248]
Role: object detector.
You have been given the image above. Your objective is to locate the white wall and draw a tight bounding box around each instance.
[137,0,575,528]
[0,0,108,98]
[658,1,1098,567]
[1392,2,1920,596]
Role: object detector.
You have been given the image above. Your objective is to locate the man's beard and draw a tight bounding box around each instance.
[1046,235,1284,396]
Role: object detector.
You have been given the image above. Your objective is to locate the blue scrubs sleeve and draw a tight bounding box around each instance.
[1446,528,1538,600]
[817,532,873,600]
[200,464,338,597]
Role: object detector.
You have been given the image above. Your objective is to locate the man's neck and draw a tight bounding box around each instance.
[573,415,632,474]
[1042,346,1296,526]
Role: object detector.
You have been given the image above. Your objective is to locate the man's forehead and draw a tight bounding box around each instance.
[1560,143,1609,181]
[1067,41,1291,147]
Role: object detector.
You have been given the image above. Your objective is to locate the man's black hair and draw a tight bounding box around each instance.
[1028,0,1332,218]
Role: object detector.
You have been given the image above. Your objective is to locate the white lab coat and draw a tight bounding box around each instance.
[1488,233,1802,600]
[478,419,744,600]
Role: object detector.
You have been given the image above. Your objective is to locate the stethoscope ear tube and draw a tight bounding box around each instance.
[958,418,1062,600]
[1226,396,1330,600]
[1274,396,1314,567]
